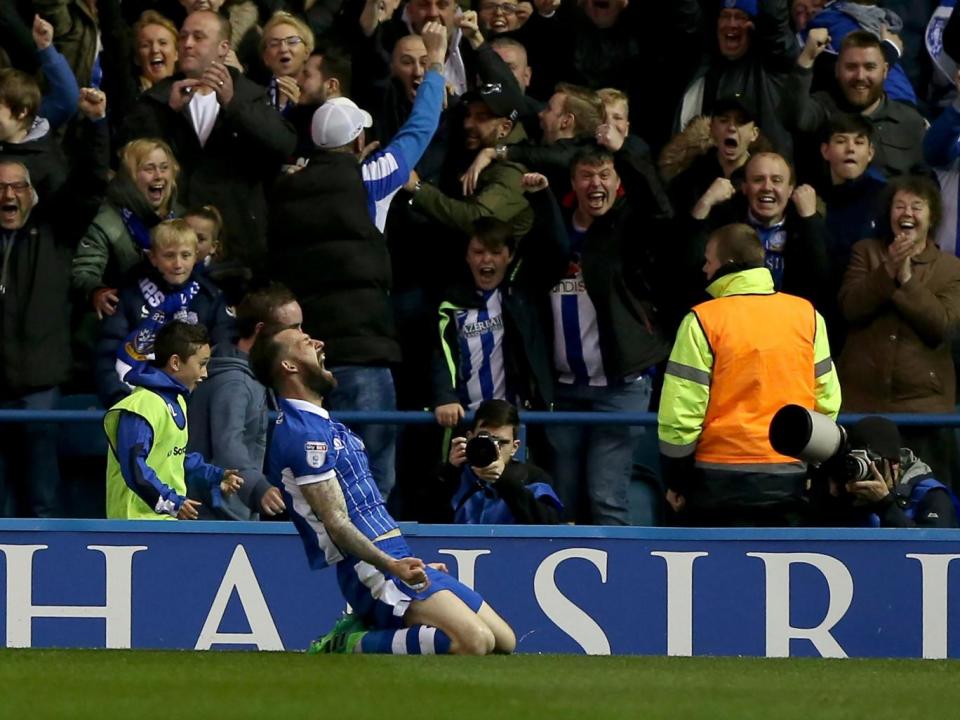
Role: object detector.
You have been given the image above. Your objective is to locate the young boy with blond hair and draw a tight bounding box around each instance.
[95,218,235,407]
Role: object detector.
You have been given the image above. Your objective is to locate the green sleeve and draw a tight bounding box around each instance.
[658,311,714,458]
[72,213,114,297]
[412,164,530,235]
[813,311,842,420]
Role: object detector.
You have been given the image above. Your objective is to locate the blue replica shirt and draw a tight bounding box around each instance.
[361,69,445,231]
[550,223,608,386]
[265,397,398,569]
[456,288,507,409]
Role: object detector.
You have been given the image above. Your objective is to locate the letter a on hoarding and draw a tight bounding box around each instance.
[196,545,283,650]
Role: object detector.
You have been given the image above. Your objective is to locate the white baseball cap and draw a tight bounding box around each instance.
[310,97,374,149]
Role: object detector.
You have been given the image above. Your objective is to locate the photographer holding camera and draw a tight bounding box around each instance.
[422,400,562,524]
[811,416,960,528]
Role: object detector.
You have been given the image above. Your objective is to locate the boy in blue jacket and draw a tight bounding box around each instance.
[95,218,235,407]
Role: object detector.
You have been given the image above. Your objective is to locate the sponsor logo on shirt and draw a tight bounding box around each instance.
[461,315,503,339]
[305,441,327,468]
[551,277,587,295]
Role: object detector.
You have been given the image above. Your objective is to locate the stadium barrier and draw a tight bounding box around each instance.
[2,409,960,658]
[1,520,960,658]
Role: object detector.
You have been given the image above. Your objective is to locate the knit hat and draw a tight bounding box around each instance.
[311,97,373,149]
[721,0,758,18]
[847,416,902,460]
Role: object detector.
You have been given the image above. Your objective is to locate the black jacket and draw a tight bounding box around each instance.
[121,69,297,264]
[0,218,73,399]
[667,150,748,220]
[0,121,68,206]
[557,149,675,381]
[268,150,400,367]
[676,0,799,159]
[683,201,832,311]
[506,135,672,219]
[0,117,109,399]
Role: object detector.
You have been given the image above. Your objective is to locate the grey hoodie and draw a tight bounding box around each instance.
[187,343,271,520]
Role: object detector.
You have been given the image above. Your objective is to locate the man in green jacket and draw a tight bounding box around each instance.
[404,82,533,241]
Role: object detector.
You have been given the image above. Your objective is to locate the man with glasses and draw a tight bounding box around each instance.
[122,10,297,266]
[0,90,109,518]
[476,0,524,36]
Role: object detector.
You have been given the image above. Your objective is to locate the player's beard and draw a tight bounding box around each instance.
[304,364,338,397]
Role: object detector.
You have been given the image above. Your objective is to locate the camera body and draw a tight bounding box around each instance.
[465,432,501,468]
[769,405,883,484]
[842,448,883,483]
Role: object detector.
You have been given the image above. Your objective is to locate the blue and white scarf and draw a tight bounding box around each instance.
[120,207,175,252]
[114,277,201,385]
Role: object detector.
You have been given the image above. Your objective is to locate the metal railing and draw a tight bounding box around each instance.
[2,409,960,426]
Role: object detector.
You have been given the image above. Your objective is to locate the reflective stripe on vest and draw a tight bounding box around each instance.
[693,292,816,466]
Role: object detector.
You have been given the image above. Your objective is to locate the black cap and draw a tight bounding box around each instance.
[847,416,902,460]
[462,82,521,124]
[712,93,758,124]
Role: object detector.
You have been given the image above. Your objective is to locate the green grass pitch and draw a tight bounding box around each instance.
[1,649,958,720]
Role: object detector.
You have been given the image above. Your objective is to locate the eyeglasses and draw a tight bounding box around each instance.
[479,2,518,14]
[0,181,30,193]
[266,35,304,49]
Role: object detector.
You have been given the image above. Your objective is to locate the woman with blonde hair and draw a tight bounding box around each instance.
[73,138,182,318]
[260,11,315,113]
[133,11,179,91]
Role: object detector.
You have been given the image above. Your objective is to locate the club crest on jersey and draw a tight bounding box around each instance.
[305,441,328,468]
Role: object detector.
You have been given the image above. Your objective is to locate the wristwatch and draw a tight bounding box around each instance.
[495,144,508,161]
[407,180,422,205]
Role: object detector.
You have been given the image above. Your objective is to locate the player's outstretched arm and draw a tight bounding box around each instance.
[301,481,429,589]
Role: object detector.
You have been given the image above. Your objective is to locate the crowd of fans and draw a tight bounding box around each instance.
[2,0,960,526]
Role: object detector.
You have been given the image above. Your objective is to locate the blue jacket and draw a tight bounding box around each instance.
[448,462,562,525]
[38,45,81,130]
[361,69,445,232]
[95,266,235,408]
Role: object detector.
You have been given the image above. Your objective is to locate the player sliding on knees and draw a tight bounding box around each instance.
[250,325,516,655]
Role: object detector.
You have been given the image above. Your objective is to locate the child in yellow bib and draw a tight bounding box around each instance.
[104,321,243,519]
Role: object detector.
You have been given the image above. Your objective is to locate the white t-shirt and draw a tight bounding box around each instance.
[188,90,220,147]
